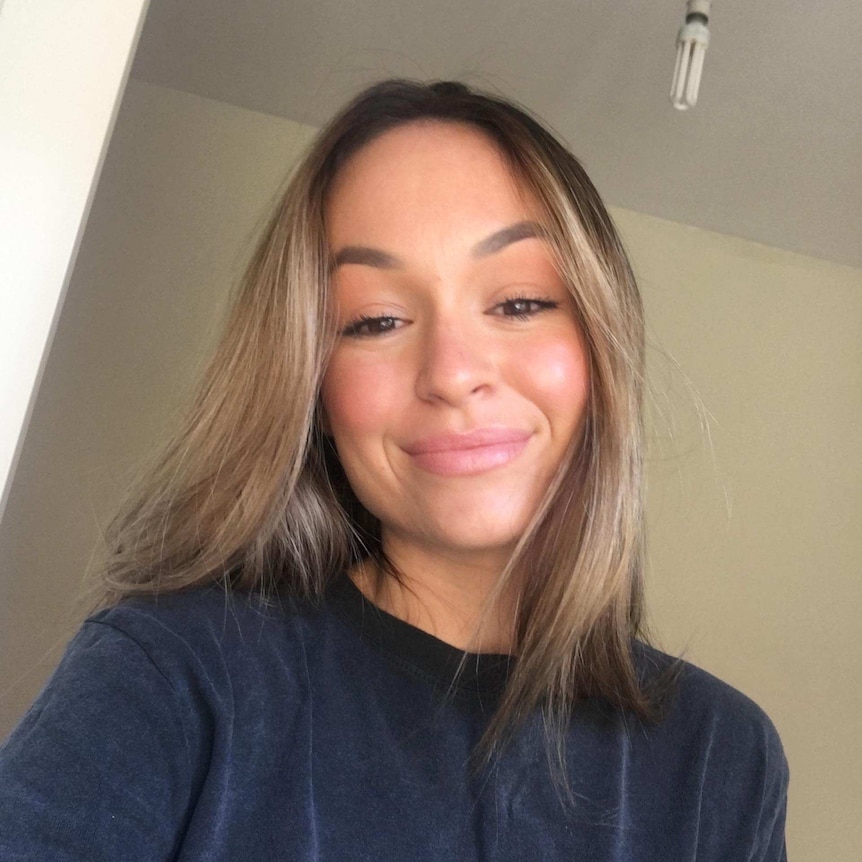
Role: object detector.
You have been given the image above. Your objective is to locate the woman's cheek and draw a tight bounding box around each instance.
[321,352,402,439]
[514,335,589,409]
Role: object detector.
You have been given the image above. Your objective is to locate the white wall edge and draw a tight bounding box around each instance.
[0,0,151,525]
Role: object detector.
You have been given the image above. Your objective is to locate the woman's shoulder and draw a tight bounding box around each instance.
[0,585,325,860]
[623,641,789,858]
[89,582,312,638]
[631,639,788,782]
[634,640,781,729]
[79,584,325,692]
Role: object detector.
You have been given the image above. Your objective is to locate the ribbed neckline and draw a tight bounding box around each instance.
[326,573,515,699]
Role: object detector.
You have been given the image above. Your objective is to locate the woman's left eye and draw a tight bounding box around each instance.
[492,296,560,320]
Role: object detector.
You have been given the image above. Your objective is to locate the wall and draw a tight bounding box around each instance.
[626,210,862,860]
[1,78,859,860]
[0,0,149,522]
[0,79,316,733]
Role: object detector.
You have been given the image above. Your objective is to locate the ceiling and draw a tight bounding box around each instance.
[130,0,861,268]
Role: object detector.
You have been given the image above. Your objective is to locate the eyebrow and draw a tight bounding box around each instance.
[329,220,545,272]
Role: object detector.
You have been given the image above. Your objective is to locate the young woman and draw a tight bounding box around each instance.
[0,79,788,860]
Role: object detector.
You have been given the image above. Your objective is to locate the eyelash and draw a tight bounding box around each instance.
[496,295,560,321]
[340,294,560,338]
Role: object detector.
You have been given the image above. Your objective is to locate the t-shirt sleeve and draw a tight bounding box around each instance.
[0,618,197,861]
[703,682,791,862]
[752,721,790,862]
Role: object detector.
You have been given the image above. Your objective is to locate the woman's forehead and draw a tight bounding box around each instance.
[325,124,544,250]
[329,123,530,202]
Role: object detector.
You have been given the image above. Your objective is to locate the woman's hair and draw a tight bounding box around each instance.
[95,78,675,780]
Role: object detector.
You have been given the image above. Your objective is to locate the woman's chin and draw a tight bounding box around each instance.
[391,515,529,562]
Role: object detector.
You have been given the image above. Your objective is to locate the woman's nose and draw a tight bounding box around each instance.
[413,319,497,406]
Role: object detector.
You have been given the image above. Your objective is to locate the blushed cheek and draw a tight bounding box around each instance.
[515,338,589,428]
[320,355,397,440]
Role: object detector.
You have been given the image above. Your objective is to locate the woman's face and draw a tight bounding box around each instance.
[321,121,589,567]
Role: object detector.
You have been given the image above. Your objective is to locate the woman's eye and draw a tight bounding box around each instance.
[341,315,403,338]
[494,297,560,319]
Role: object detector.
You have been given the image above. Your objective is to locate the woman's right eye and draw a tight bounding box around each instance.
[340,315,403,338]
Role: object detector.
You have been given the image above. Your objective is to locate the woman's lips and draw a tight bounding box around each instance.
[403,429,532,476]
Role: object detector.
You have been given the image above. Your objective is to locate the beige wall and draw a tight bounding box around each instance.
[1,79,859,860]
[624,211,862,860]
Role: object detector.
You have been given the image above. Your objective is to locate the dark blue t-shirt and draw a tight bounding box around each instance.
[0,576,788,860]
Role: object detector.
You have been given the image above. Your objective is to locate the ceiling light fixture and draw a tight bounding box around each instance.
[670,0,712,110]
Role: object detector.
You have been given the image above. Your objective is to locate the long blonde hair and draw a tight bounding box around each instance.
[96,78,675,773]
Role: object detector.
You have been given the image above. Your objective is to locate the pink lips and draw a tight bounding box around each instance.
[403,428,532,476]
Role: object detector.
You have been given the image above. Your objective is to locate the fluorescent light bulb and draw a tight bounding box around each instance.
[671,0,712,110]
